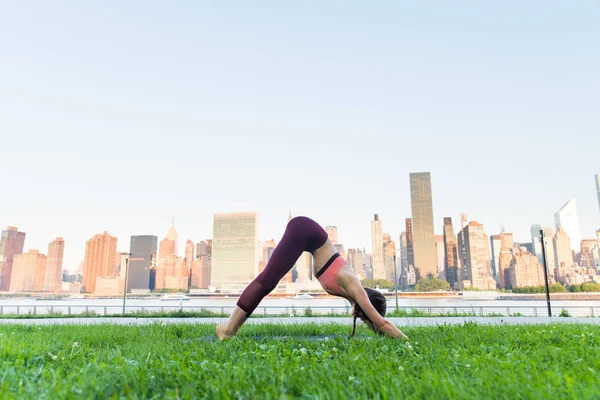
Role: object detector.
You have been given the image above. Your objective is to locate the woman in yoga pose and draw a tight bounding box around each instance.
[216,216,408,340]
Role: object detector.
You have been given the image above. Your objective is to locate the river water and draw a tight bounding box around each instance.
[1,297,599,317]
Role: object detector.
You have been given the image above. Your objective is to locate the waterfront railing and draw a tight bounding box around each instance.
[0,304,598,317]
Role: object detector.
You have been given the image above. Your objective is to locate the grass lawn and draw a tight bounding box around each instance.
[0,322,598,399]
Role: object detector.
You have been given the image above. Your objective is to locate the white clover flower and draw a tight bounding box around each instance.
[398,366,405,371]
[300,348,307,355]
[332,348,338,353]
[348,376,355,382]
[324,337,329,342]
[51,355,58,361]
[73,342,79,348]
[300,367,305,371]
[465,364,471,368]
[162,322,167,327]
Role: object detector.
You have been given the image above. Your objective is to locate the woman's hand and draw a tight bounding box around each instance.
[376,320,409,340]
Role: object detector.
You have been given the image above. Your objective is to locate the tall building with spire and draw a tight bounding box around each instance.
[0,226,26,291]
[44,237,64,293]
[442,218,459,286]
[166,215,178,256]
[371,214,385,280]
[554,199,581,253]
[82,232,118,293]
[409,172,437,279]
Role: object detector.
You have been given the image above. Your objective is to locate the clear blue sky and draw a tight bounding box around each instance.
[1,1,599,271]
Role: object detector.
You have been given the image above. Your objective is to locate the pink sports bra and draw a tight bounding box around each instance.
[316,253,346,297]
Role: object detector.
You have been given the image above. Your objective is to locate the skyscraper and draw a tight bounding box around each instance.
[554,199,582,252]
[43,237,64,293]
[490,230,514,279]
[405,218,415,270]
[10,249,46,292]
[434,235,445,278]
[128,235,158,292]
[0,226,26,291]
[192,240,212,288]
[185,240,195,270]
[383,233,396,283]
[211,212,259,289]
[347,248,366,280]
[457,221,496,290]
[159,238,176,260]
[371,214,385,279]
[595,174,600,213]
[409,172,437,279]
[442,218,459,287]
[508,248,545,288]
[553,227,573,268]
[325,226,338,244]
[83,232,117,293]
[166,216,178,255]
[399,232,408,278]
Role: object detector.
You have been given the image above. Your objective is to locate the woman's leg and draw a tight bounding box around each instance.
[217,217,327,340]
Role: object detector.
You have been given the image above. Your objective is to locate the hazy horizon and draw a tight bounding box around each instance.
[1,1,599,271]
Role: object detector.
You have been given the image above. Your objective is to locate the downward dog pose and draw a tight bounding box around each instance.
[216,216,408,340]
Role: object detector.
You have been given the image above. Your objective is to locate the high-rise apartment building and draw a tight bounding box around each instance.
[595,174,600,213]
[155,255,189,291]
[490,230,514,279]
[400,232,408,278]
[508,248,545,288]
[159,238,176,261]
[371,214,385,280]
[10,249,46,292]
[457,221,496,290]
[82,232,117,293]
[442,218,459,286]
[211,213,258,289]
[555,199,582,253]
[434,235,445,278]
[405,218,415,269]
[497,248,513,289]
[325,226,338,244]
[553,227,573,268]
[383,233,396,283]
[43,237,64,293]
[0,226,26,291]
[409,172,437,279]
[185,240,195,270]
[191,240,212,288]
[347,248,366,280]
[128,235,158,292]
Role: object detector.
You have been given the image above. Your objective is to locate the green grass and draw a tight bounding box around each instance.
[0,323,598,399]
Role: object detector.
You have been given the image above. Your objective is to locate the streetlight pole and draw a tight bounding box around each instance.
[393,254,399,310]
[539,230,552,317]
[122,254,131,314]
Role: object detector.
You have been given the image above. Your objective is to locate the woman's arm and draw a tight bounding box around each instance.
[341,272,408,339]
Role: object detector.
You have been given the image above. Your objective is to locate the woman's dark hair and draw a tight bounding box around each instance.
[350,288,387,337]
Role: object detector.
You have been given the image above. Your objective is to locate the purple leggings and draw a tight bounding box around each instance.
[237,216,328,315]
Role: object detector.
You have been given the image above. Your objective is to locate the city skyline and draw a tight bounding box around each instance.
[1,2,599,272]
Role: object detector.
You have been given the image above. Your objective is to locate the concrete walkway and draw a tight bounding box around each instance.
[0,316,598,326]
